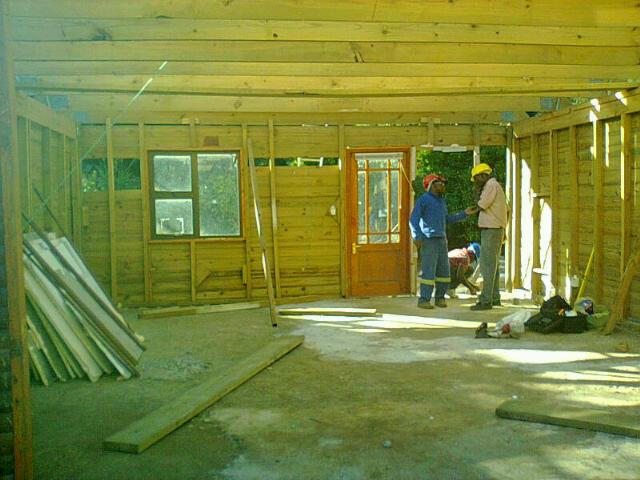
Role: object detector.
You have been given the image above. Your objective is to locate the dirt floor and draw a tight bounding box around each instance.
[31,293,640,480]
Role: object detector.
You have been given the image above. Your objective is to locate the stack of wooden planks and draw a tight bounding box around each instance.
[23,231,145,385]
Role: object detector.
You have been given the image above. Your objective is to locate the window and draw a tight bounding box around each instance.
[149,151,241,238]
[81,158,141,192]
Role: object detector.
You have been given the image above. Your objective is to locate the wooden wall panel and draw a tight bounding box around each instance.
[517,137,533,290]
[628,113,640,318]
[76,120,505,306]
[115,191,144,304]
[80,191,111,292]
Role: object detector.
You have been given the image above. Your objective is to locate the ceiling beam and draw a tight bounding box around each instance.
[60,92,557,113]
[10,0,640,27]
[17,75,637,97]
[72,111,522,126]
[14,61,640,80]
[12,41,638,65]
[11,17,640,47]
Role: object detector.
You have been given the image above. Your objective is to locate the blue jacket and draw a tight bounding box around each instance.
[409,192,467,240]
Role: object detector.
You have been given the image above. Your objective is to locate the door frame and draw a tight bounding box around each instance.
[345,146,412,297]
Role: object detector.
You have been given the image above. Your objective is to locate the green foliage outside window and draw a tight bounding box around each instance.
[414,146,506,248]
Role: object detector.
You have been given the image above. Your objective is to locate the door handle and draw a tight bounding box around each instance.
[352,243,361,255]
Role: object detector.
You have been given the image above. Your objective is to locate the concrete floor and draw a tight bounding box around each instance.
[32,294,640,479]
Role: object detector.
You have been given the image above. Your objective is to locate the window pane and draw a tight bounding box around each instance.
[391,233,400,243]
[153,155,192,192]
[82,158,107,192]
[357,234,368,244]
[357,171,366,233]
[357,157,366,170]
[391,170,399,233]
[370,234,389,244]
[115,158,141,190]
[368,158,388,169]
[155,199,193,235]
[368,171,388,233]
[197,153,240,236]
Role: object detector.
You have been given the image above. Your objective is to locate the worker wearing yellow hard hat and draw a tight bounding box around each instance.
[470,162,508,311]
[470,163,492,181]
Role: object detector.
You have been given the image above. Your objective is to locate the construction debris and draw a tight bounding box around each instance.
[277,307,377,317]
[23,231,145,384]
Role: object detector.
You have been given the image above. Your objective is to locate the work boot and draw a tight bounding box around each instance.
[435,298,447,308]
[470,302,492,311]
[417,301,434,310]
[475,322,490,338]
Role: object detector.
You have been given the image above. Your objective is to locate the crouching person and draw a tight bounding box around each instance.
[410,174,477,309]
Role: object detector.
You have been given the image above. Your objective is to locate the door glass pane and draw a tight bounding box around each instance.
[198,153,240,236]
[370,234,389,244]
[358,234,368,244]
[368,171,388,233]
[155,199,193,235]
[357,171,366,233]
[356,155,366,170]
[153,155,192,192]
[391,170,399,233]
[391,233,400,243]
[390,157,400,168]
[368,158,388,169]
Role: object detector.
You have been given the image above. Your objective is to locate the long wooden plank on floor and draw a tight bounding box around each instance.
[104,335,304,453]
[496,400,640,438]
[278,307,377,317]
[138,301,262,320]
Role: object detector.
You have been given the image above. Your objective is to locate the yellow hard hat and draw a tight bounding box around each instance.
[471,163,492,181]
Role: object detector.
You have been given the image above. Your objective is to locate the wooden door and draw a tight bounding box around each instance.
[346,148,411,296]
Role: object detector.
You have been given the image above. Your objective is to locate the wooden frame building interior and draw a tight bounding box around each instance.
[1,1,640,477]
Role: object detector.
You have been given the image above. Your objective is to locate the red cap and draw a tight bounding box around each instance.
[423,174,446,191]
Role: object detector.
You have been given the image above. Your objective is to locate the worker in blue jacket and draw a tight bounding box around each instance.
[410,174,478,309]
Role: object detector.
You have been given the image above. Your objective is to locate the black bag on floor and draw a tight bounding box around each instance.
[525,295,586,334]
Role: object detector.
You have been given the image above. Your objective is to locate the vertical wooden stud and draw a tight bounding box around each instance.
[568,125,579,275]
[24,119,32,220]
[106,118,117,300]
[592,119,604,303]
[268,119,281,298]
[620,112,632,316]
[138,123,152,303]
[410,146,417,294]
[513,134,522,289]
[531,134,541,298]
[241,124,252,299]
[190,241,197,302]
[504,130,513,291]
[0,1,33,476]
[338,124,346,297]
[72,135,83,250]
[549,130,559,289]
[40,128,50,230]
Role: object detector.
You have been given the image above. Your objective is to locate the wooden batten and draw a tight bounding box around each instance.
[15,92,76,139]
[620,112,633,317]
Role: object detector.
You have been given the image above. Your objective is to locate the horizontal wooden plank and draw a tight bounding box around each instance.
[18,74,636,97]
[15,61,640,80]
[12,17,640,46]
[11,1,640,27]
[103,335,303,453]
[16,93,76,138]
[13,41,638,66]
[64,93,552,114]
